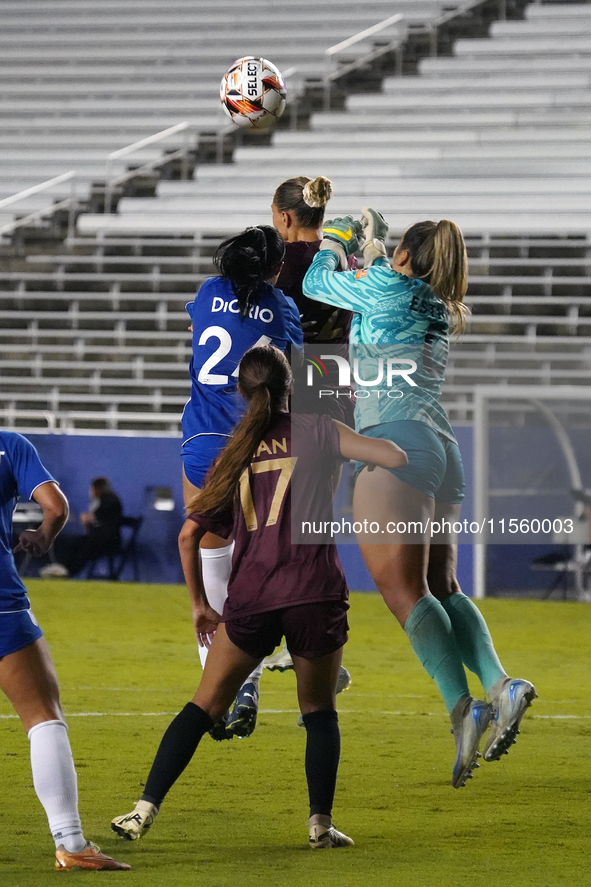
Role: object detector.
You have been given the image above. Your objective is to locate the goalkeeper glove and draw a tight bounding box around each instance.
[360,207,389,268]
[320,215,365,270]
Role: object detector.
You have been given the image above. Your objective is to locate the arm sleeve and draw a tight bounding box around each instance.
[188,509,234,540]
[9,435,55,500]
[303,250,375,314]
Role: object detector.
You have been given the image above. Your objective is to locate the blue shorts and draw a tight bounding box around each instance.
[0,609,43,658]
[354,420,465,503]
[181,433,230,488]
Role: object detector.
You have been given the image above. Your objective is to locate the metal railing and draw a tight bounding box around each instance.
[104,121,195,212]
[423,0,507,57]
[0,171,78,239]
[323,12,406,109]
[0,123,198,236]
[0,0,513,231]
[320,0,509,108]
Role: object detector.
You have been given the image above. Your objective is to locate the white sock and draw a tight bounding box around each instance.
[28,719,86,852]
[198,543,234,669]
[246,662,263,684]
[198,544,263,687]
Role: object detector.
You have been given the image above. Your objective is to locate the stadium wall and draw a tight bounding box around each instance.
[25,428,474,591]
[28,427,571,596]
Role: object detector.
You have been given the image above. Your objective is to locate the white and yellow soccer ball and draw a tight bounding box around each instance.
[220,56,287,130]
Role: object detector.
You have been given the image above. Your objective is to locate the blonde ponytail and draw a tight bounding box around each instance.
[302,176,333,208]
[430,220,469,332]
[401,219,470,333]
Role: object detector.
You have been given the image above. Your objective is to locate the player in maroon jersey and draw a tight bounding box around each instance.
[111,345,406,850]
[272,175,352,347]
[269,177,357,680]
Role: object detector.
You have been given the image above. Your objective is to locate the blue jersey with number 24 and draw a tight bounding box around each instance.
[181,276,303,445]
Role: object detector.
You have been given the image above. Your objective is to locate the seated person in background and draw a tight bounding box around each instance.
[41,477,123,578]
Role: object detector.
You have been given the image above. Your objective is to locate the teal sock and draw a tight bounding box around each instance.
[441,592,506,694]
[404,595,470,714]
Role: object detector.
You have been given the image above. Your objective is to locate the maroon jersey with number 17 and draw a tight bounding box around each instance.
[189,412,348,621]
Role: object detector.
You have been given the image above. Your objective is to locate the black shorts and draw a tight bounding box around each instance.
[225,600,349,661]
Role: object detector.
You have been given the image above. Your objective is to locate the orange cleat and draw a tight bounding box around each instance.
[55,841,131,871]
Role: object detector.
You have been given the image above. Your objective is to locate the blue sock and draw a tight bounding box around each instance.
[441,592,506,694]
[404,595,470,714]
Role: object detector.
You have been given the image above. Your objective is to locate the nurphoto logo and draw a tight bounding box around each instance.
[305,354,417,399]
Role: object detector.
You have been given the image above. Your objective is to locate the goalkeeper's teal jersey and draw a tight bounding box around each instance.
[303,250,456,442]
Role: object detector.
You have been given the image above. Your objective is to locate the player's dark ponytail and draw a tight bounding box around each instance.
[186,345,292,516]
[214,225,285,318]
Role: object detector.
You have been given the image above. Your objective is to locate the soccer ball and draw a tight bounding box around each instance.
[220,57,287,130]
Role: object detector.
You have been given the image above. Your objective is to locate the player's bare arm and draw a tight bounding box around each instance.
[333,420,408,471]
[13,481,69,558]
[178,518,221,647]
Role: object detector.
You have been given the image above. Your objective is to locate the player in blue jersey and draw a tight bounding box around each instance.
[302,212,536,788]
[0,432,129,871]
[181,225,303,739]
[112,344,406,849]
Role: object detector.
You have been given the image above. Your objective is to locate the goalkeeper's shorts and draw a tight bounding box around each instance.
[354,419,465,503]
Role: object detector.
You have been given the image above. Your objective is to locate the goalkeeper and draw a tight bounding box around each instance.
[302,210,536,789]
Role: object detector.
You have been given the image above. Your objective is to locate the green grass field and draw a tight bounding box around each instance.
[2,580,590,886]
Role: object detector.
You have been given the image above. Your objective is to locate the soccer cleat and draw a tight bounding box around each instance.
[263,646,294,672]
[450,696,494,788]
[111,800,158,841]
[309,818,354,849]
[297,666,352,727]
[55,841,131,870]
[336,665,352,695]
[209,710,233,742]
[40,563,69,578]
[484,677,537,762]
[226,681,259,738]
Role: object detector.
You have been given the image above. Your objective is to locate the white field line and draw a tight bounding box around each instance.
[0,710,589,720]
[59,688,586,706]
[61,688,431,698]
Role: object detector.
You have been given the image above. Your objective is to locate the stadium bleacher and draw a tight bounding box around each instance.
[0,0,450,216]
[1,0,591,434]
